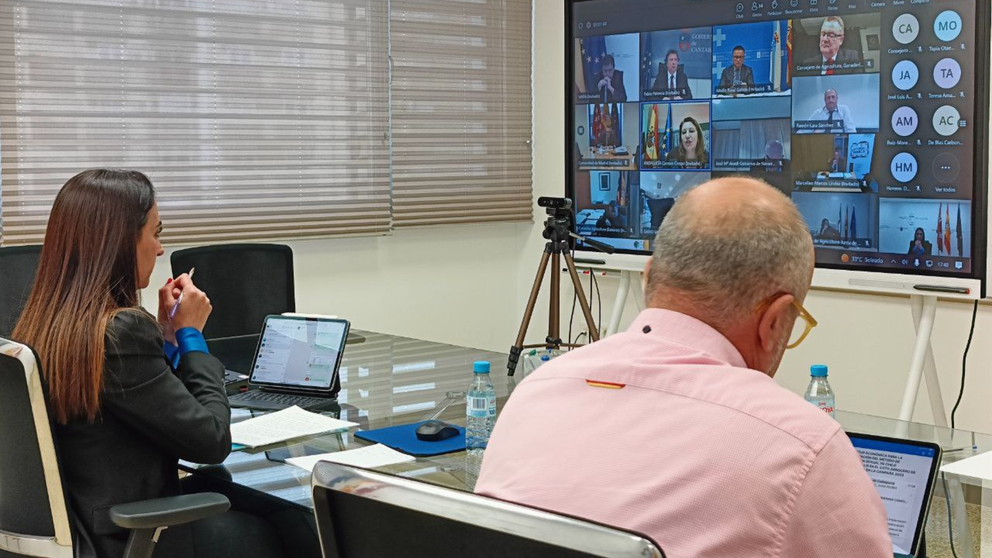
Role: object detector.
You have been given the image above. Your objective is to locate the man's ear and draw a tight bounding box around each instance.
[756,293,794,353]
[641,259,652,298]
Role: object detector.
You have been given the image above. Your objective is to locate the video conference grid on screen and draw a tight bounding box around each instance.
[570,0,978,276]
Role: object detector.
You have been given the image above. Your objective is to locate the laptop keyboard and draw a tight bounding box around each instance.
[229,390,329,409]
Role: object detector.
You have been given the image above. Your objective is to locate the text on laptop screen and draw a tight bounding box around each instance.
[252,319,347,389]
[850,436,936,555]
[568,0,984,279]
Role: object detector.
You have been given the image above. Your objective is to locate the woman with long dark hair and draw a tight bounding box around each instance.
[665,116,709,167]
[14,169,284,558]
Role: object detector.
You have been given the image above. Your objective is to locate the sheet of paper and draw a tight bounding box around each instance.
[285,444,416,472]
[939,450,992,481]
[230,405,358,448]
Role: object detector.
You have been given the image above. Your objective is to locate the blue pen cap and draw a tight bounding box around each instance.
[473,361,491,374]
[810,364,828,377]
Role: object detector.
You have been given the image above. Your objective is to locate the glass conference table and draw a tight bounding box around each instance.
[183,329,992,557]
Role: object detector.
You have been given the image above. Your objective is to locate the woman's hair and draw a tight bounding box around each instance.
[915,227,926,239]
[676,117,708,163]
[14,169,156,424]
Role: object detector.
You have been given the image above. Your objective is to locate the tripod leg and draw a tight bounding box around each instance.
[508,248,552,375]
[549,252,561,347]
[563,254,600,341]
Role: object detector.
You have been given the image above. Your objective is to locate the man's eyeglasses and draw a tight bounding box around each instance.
[755,294,818,349]
[820,32,844,40]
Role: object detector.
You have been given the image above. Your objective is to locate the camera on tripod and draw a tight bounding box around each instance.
[507,195,600,376]
[537,196,572,210]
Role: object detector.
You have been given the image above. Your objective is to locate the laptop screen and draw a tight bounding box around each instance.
[249,316,349,391]
[848,433,941,556]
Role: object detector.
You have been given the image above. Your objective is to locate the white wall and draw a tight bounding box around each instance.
[529,0,992,434]
[140,224,531,354]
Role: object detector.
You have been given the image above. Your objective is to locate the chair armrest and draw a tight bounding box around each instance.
[109,493,230,530]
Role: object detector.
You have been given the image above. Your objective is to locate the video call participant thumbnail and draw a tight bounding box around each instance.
[651,103,711,170]
[575,104,638,171]
[666,116,709,167]
[791,134,867,191]
[800,88,855,133]
[712,125,791,195]
[792,191,878,250]
[878,199,971,260]
[595,54,627,102]
[651,50,693,100]
[639,171,710,232]
[793,16,879,77]
[640,28,711,101]
[792,74,880,135]
[575,34,640,103]
[573,170,638,237]
[712,20,790,97]
[717,46,754,94]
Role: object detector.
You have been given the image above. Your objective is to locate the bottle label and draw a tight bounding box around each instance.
[487,394,497,418]
[467,396,488,418]
[817,402,835,414]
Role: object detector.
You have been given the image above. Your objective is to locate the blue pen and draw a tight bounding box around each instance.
[168,268,195,320]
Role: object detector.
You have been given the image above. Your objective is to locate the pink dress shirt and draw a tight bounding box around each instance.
[476,309,891,557]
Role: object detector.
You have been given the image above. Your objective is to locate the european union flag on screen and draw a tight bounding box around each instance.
[850,206,857,240]
[663,106,673,157]
[581,36,607,92]
[641,33,653,91]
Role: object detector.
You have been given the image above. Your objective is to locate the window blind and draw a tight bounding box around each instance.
[0,0,391,245]
[390,0,533,227]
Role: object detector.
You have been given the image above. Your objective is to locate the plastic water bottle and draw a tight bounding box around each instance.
[804,364,836,417]
[466,361,497,456]
[522,348,559,377]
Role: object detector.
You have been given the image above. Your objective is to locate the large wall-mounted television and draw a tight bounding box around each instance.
[566,0,988,297]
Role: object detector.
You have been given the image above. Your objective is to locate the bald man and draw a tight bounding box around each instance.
[477,178,891,557]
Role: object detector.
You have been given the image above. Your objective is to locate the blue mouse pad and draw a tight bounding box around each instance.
[354,422,466,457]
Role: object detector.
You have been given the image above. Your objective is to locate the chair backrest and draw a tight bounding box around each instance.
[0,337,72,558]
[310,462,664,558]
[0,245,43,338]
[170,244,295,339]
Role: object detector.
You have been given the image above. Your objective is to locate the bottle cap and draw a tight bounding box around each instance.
[473,361,491,374]
[540,355,551,362]
[810,364,828,377]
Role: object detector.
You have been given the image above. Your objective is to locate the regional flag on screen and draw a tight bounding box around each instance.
[956,205,964,257]
[936,203,943,254]
[945,205,952,254]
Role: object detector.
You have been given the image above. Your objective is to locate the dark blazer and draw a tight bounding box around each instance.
[54,310,231,558]
[802,48,861,66]
[596,70,627,102]
[908,240,933,257]
[651,65,692,99]
[718,64,754,91]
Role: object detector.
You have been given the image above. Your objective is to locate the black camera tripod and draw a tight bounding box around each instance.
[507,199,612,376]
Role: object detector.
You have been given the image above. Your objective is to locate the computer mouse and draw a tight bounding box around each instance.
[415,420,460,442]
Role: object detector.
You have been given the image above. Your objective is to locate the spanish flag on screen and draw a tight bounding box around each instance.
[645,105,659,161]
[945,205,952,254]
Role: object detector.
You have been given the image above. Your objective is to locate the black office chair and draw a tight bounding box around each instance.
[0,245,42,338]
[170,244,295,339]
[310,461,665,558]
[0,337,230,558]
